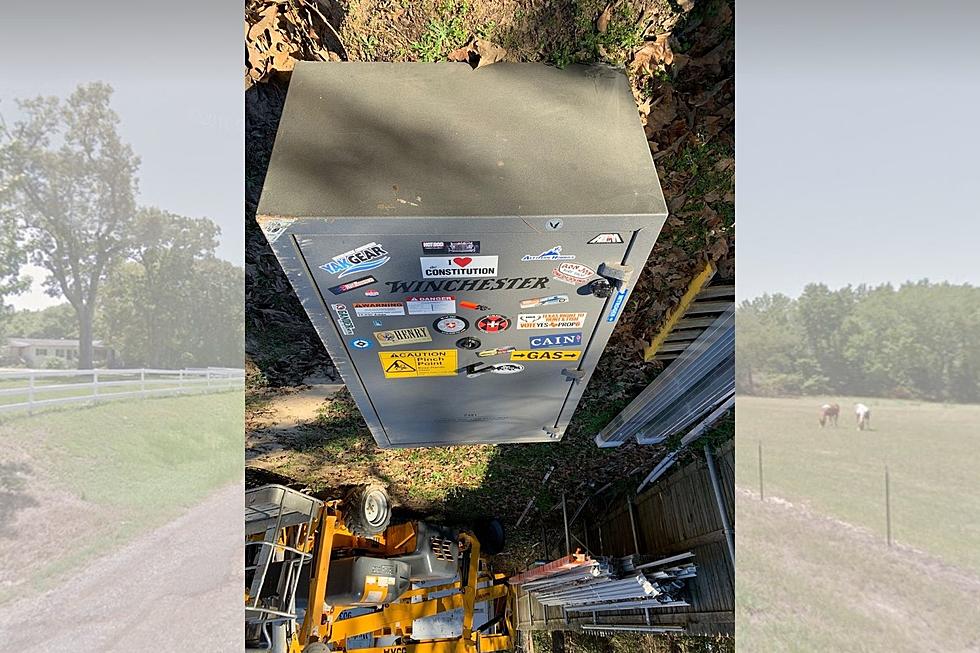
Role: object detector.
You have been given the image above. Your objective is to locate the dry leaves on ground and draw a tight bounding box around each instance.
[448,36,509,69]
[245,0,345,88]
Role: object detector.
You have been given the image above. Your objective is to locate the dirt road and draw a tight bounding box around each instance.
[0,483,243,652]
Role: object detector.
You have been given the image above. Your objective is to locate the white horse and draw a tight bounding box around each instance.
[855,403,872,431]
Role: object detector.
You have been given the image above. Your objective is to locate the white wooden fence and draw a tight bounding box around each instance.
[0,367,244,415]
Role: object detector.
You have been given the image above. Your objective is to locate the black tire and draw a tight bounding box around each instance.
[472,518,505,555]
[344,484,391,536]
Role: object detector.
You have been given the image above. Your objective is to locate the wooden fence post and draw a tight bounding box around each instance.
[758,441,764,501]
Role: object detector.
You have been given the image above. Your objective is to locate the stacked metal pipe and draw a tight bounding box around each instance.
[512,553,695,613]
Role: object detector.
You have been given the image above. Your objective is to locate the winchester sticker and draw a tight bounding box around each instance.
[330,304,356,336]
[477,346,516,357]
[588,233,624,244]
[459,300,491,311]
[406,295,456,315]
[511,350,582,361]
[517,313,588,330]
[606,287,630,323]
[379,349,458,379]
[552,262,596,285]
[432,315,469,335]
[529,332,583,348]
[321,242,390,278]
[420,255,498,279]
[421,240,480,255]
[520,294,569,309]
[374,326,432,347]
[521,245,575,262]
[476,314,511,333]
[352,302,405,318]
[328,275,378,296]
[385,277,549,294]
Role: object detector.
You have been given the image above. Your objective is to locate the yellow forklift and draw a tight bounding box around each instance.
[245,484,515,652]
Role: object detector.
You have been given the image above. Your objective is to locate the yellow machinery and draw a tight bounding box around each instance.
[245,485,514,653]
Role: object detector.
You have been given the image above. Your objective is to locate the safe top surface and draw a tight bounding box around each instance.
[258,61,666,220]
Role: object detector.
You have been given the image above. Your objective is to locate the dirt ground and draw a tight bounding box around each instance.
[245,0,734,566]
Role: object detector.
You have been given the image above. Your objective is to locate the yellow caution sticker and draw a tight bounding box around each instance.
[510,350,582,361]
[379,349,458,378]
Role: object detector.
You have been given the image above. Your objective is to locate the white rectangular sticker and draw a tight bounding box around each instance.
[517,312,588,330]
[406,295,456,315]
[330,303,356,335]
[352,302,405,317]
[420,255,498,279]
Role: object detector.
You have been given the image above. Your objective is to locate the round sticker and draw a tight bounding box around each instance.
[492,363,524,374]
[456,337,482,350]
[476,314,511,333]
[433,314,469,335]
[350,337,372,349]
[364,289,380,297]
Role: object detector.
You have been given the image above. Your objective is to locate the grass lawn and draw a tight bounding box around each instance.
[0,392,243,602]
[735,395,980,575]
[736,487,980,652]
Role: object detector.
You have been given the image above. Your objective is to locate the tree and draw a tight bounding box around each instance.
[0,83,139,368]
[2,303,80,340]
[99,208,243,368]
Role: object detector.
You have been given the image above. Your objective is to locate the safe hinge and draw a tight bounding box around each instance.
[598,262,634,288]
[561,368,586,383]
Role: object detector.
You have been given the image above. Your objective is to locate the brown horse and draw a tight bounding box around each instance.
[819,403,840,427]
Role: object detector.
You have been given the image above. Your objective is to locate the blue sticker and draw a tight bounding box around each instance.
[350,337,372,350]
[606,287,629,323]
[529,332,583,349]
[321,242,390,278]
[372,320,383,327]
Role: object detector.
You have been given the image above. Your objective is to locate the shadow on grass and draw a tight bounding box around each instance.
[0,462,39,538]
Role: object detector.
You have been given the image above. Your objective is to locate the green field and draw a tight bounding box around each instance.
[735,396,980,651]
[735,395,980,574]
[0,392,243,602]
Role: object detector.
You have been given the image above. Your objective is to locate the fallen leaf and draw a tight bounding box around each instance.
[449,37,508,69]
[597,5,613,33]
[631,33,673,73]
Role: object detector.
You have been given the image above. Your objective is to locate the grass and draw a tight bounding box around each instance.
[736,483,980,652]
[0,392,243,601]
[735,395,980,574]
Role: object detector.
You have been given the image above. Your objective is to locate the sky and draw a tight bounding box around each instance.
[1,0,243,310]
[736,0,980,300]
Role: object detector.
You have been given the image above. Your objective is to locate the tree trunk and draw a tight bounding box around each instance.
[76,304,94,369]
[551,631,565,653]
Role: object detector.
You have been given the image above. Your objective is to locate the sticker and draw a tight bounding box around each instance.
[433,315,469,335]
[606,287,629,323]
[477,346,516,358]
[374,327,432,347]
[511,350,582,361]
[365,289,380,297]
[406,295,456,315]
[588,233,624,244]
[517,313,588,330]
[520,294,569,309]
[529,333,583,348]
[465,362,525,377]
[330,304,356,336]
[260,218,295,244]
[328,275,378,296]
[420,256,499,279]
[456,337,482,350]
[379,350,458,378]
[476,314,511,333]
[491,363,524,374]
[350,337,372,350]
[521,245,575,262]
[552,262,596,285]
[385,277,549,294]
[545,218,564,231]
[422,240,480,255]
[321,242,391,278]
[372,320,383,327]
[353,302,405,318]
[459,300,491,311]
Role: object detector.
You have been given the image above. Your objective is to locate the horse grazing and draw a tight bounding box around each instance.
[819,403,840,427]
[855,403,872,430]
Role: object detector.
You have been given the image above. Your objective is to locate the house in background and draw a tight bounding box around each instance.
[4,338,116,368]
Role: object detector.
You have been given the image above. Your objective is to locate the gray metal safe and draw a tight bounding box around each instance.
[258,62,667,448]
